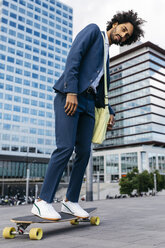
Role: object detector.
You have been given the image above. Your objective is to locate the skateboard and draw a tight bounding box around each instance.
[3,208,100,240]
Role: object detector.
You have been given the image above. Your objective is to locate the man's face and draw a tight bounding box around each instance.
[110,22,134,45]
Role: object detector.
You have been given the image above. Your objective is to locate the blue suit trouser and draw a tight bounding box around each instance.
[39,92,95,203]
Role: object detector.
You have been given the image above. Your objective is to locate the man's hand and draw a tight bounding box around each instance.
[107,115,115,131]
[64,93,78,116]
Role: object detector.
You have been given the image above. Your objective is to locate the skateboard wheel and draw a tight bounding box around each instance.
[3,227,16,239]
[90,216,100,226]
[29,228,43,240]
[70,219,79,225]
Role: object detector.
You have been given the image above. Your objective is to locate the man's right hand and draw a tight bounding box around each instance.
[64,93,78,116]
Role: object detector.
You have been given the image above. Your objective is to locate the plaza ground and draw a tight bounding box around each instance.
[0,192,165,248]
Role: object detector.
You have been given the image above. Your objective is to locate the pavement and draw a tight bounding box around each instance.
[0,195,165,248]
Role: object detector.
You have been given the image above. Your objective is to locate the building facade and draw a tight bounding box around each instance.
[93,42,165,182]
[0,0,73,179]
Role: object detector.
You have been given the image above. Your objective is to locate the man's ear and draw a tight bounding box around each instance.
[112,22,118,28]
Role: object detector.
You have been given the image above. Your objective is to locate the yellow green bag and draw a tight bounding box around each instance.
[92,33,110,144]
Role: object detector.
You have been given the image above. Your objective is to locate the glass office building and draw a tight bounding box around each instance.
[0,0,73,178]
[93,42,165,182]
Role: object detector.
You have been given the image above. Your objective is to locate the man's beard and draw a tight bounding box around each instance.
[110,29,122,45]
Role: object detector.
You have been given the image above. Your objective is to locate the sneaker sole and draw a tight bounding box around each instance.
[33,214,61,221]
[61,210,89,219]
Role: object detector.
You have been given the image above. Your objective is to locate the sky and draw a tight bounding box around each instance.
[61,0,165,57]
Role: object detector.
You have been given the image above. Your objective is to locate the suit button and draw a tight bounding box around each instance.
[64,82,67,88]
[97,70,100,73]
[90,79,93,83]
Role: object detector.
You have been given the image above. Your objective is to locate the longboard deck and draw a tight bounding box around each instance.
[11,208,97,224]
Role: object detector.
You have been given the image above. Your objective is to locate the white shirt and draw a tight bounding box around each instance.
[91,31,109,93]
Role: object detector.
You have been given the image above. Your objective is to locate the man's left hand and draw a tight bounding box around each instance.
[107,115,115,131]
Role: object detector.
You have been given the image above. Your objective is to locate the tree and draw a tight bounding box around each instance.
[119,177,133,196]
[137,170,154,195]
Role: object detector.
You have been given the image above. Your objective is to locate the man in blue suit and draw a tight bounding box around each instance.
[31,10,145,220]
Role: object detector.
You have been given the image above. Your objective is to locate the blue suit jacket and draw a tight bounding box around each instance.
[53,23,115,115]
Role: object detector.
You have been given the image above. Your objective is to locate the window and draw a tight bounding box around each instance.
[34,31,40,37]
[27,19,33,26]
[2,17,8,24]
[1,26,7,33]
[16,59,23,65]
[4,114,11,120]
[24,71,31,77]
[15,77,22,84]
[7,56,14,63]
[17,50,23,57]
[41,42,47,48]
[4,104,12,110]
[7,65,14,72]
[25,53,31,59]
[2,9,8,16]
[15,86,22,93]
[17,32,24,39]
[17,41,24,48]
[19,7,25,14]
[0,35,7,42]
[25,44,32,51]
[33,56,39,62]
[42,10,48,16]
[8,38,15,45]
[40,84,46,90]
[10,4,17,10]
[6,75,14,82]
[9,29,16,36]
[8,47,15,54]
[35,6,41,13]
[18,24,24,31]
[26,36,32,42]
[33,47,39,53]
[13,115,20,122]
[35,14,40,21]
[23,89,30,95]
[0,64,5,70]
[10,13,17,19]
[24,79,30,86]
[34,23,40,29]
[16,68,23,75]
[9,21,16,27]
[0,54,6,60]
[32,73,38,78]
[42,18,48,24]
[13,106,21,112]
[31,91,38,97]
[27,11,33,17]
[41,50,46,56]
[40,67,46,73]
[24,62,31,68]
[33,39,40,45]
[26,28,32,34]
[20,0,26,6]
[14,96,21,102]
[23,98,30,104]
[3,0,9,6]
[22,107,29,113]
[33,64,39,70]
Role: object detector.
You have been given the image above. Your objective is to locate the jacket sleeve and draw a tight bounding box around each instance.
[108,104,115,116]
[63,24,100,94]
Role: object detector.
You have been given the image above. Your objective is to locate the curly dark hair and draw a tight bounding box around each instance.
[107,10,146,46]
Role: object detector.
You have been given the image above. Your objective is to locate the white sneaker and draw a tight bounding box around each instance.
[61,200,89,218]
[31,200,61,220]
